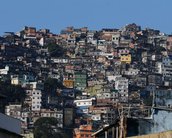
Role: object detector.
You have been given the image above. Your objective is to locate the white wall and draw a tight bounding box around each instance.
[74,99,93,107]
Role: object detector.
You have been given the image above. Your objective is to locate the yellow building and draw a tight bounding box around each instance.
[120,54,131,64]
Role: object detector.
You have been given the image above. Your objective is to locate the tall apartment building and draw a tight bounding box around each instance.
[25,90,42,111]
[114,76,128,102]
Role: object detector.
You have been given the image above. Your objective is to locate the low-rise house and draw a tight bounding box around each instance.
[74,71,87,90]
[89,105,117,124]
[63,80,74,88]
[120,54,132,64]
[0,65,9,75]
[112,32,120,45]
[5,104,22,120]
[87,31,97,45]
[124,68,139,76]
[51,58,69,64]
[118,49,130,57]
[11,74,35,86]
[5,104,28,130]
[74,98,96,114]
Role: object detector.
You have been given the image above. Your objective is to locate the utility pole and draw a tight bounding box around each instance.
[118,106,126,138]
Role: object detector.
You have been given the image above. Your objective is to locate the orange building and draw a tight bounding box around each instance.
[63,80,74,88]
[73,125,95,138]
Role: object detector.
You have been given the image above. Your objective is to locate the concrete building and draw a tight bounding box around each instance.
[114,76,128,102]
[5,104,22,120]
[74,98,96,114]
[25,90,42,111]
[74,72,87,90]
[120,54,131,64]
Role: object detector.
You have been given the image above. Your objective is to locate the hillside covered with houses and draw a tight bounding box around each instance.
[0,23,172,138]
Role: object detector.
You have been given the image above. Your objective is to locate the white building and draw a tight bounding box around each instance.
[74,98,96,114]
[156,57,172,77]
[5,104,28,130]
[26,90,42,111]
[0,65,9,75]
[124,68,139,76]
[5,104,22,120]
[112,33,120,45]
[87,31,97,45]
[91,114,101,121]
[39,37,45,46]
[51,58,69,64]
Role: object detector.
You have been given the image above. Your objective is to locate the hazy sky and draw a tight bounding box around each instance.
[0,0,171,35]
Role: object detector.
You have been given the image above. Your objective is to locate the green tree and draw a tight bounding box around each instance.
[0,81,25,103]
[44,78,64,95]
[34,117,68,138]
[45,44,66,57]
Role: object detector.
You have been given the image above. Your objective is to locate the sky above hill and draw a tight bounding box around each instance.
[0,0,172,35]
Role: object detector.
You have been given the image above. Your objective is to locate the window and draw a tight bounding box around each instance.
[85,134,89,137]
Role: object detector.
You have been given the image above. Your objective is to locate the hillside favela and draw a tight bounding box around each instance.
[0,24,172,138]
